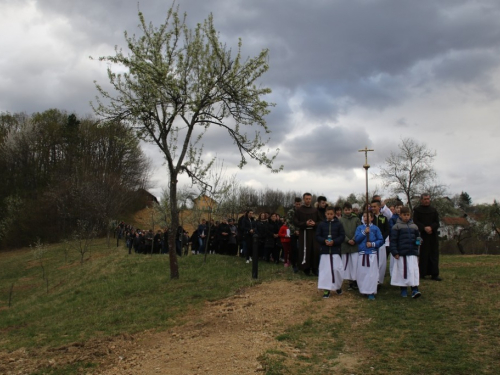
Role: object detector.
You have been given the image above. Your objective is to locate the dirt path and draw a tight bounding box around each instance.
[1,279,360,374]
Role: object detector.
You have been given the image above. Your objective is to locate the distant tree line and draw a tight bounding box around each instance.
[0,109,150,248]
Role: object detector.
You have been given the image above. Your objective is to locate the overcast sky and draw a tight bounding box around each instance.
[1,0,499,205]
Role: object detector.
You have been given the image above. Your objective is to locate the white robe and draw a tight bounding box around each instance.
[391,255,420,287]
[341,252,358,281]
[377,246,387,284]
[356,253,378,295]
[318,254,344,291]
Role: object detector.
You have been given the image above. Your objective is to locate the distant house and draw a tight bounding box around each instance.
[193,194,217,211]
[439,216,470,239]
[136,188,159,208]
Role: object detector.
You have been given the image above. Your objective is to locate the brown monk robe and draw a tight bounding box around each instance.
[294,193,322,275]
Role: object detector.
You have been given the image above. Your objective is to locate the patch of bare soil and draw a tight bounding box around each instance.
[0,279,361,375]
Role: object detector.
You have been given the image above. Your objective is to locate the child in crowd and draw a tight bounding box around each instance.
[370,200,390,286]
[278,221,291,267]
[388,201,404,275]
[389,201,404,230]
[389,207,422,298]
[334,206,343,219]
[316,206,345,298]
[339,202,361,290]
[355,212,384,300]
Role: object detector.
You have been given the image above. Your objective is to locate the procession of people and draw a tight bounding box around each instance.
[116,192,441,300]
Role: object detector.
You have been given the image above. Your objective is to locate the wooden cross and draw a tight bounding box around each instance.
[359,146,374,229]
[358,146,374,170]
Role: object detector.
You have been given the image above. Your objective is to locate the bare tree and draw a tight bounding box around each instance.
[193,160,235,262]
[31,238,47,281]
[216,176,241,221]
[490,200,500,240]
[0,195,23,246]
[72,220,98,265]
[238,186,260,208]
[377,138,438,211]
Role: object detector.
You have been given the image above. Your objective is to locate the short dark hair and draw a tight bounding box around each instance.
[334,206,341,212]
[343,202,352,209]
[303,192,312,198]
[395,201,404,207]
[370,200,381,206]
[294,197,302,203]
[317,195,327,202]
[325,206,335,212]
[400,207,410,214]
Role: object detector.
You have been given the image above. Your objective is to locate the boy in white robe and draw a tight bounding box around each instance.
[339,202,361,290]
[354,212,385,300]
[389,207,422,298]
[316,207,345,298]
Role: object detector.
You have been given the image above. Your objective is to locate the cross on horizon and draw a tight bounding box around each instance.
[359,146,375,228]
[358,146,374,168]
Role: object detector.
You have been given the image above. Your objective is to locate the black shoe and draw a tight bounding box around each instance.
[293,267,299,273]
[411,290,422,298]
[336,289,343,295]
[431,276,442,281]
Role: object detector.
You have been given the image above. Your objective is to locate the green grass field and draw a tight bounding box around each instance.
[1,239,499,374]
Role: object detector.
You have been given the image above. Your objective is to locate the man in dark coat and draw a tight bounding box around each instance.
[413,194,441,281]
[217,219,231,255]
[316,196,327,222]
[294,192,322,276]
[286,198,302,273]
[153,230,162,254]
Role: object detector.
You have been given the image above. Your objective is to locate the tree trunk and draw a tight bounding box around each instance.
[168,178,180,279]
[204,219,212,263]
[406,192,413,212]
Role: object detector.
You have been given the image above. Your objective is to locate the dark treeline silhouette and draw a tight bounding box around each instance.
[0,109,150,248]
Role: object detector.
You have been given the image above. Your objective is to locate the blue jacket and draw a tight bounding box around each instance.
[389,218,421,257]
[197,224,207,237]
[354,224,384,254]
[316,218,345,255]
[389,213,399,231]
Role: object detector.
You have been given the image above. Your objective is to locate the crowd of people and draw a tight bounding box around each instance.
[115,192,441,300]
[115,223,170,255]
[289,192,440,300]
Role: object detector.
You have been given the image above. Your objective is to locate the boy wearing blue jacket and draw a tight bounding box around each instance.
[316,206,345,298]
[355,212,385,300]
[389,207,422,298]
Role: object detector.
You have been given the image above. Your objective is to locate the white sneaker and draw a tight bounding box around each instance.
[246,260,250,264]
[249,257,252,262]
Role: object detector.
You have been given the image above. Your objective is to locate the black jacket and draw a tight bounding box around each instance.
[315,218,345,255]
